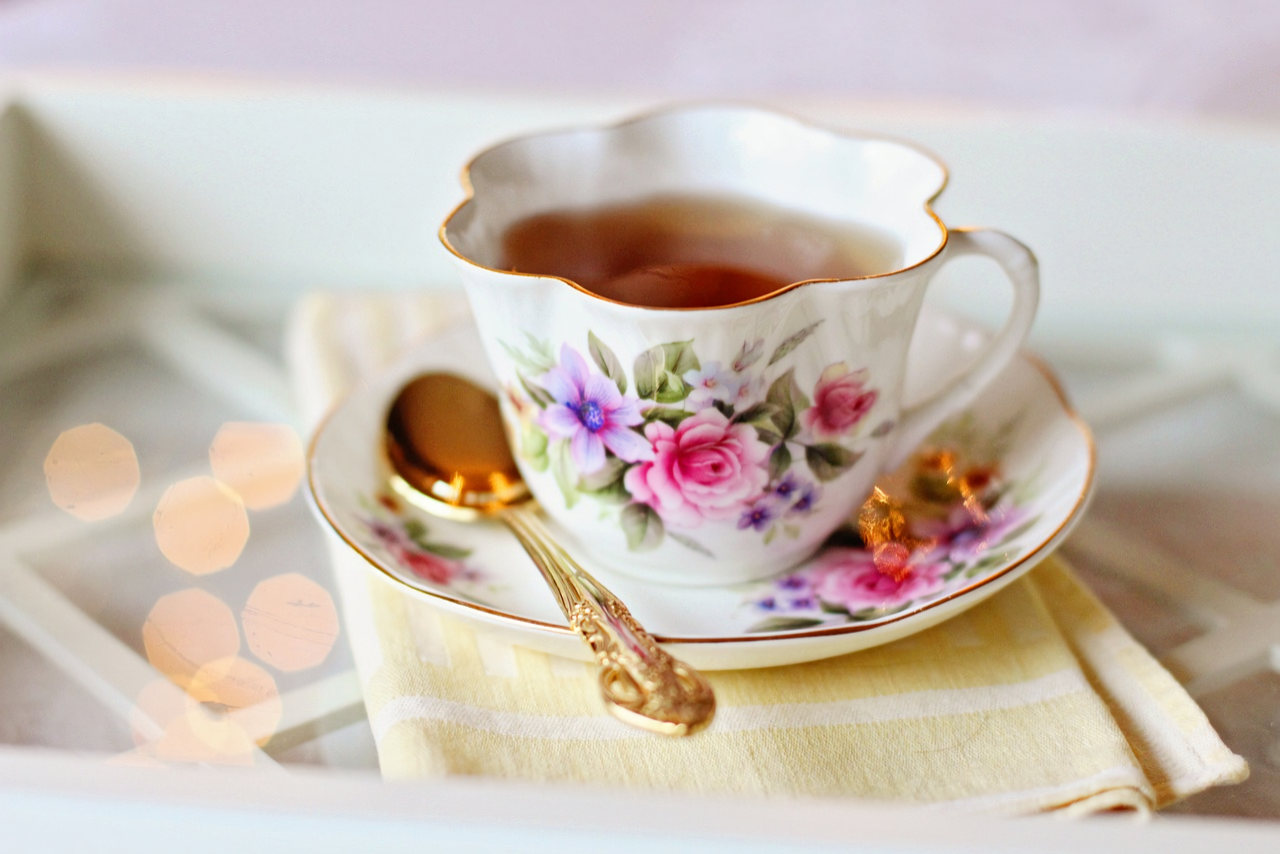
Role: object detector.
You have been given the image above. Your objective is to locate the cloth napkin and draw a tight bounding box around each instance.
[287,291,1247,816]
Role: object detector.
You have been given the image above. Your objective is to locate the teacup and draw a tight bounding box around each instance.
[440,104,1038,585]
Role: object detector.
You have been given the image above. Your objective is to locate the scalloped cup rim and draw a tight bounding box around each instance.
[437,102,952,313]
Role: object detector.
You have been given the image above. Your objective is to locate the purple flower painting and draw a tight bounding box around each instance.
[536,344,651,474]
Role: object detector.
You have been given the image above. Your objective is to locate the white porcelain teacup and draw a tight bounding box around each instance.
[440,104,1038,585]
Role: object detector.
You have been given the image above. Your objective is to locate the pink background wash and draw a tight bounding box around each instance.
[0,0,1277,119]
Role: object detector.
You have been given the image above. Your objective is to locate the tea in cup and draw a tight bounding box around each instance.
[498,193,903,308]
[441,104,1038,585]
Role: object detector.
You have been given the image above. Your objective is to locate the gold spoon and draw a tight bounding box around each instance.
[384,372,716,736]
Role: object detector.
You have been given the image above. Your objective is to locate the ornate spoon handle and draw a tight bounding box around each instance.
[500,505,716,736]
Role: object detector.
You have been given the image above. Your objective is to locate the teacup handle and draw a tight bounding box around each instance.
[884,227,1040,470]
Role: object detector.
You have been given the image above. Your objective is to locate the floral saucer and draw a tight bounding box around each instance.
[307,310,1094,670]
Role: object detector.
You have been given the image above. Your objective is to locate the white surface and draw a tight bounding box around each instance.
[2,748,1276,854]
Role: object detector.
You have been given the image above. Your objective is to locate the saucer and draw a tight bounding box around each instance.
[307,310,1094,670]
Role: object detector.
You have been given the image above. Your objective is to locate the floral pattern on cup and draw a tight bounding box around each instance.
[501,322,889,555]
[743,439,1038,633]
[353,492,485,591]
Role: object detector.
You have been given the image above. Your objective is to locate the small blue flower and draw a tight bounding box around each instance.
[790,482,820,514]
[683,360,743,409]
[778,574,808,591]
[738,500,776,532]
[772,472,800,501]
[757,596,778,611]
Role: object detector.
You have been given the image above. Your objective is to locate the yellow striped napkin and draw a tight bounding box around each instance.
[288,292,1246,815]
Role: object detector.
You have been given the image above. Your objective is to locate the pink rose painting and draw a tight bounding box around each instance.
[805,363,877,438]
[810,544,948,612]
[395,546,461,585]
[624,408,771,527]
[359,509,480,590]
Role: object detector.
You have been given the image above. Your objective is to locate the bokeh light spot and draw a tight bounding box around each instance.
[153,476,250,574]
[43,423,140,521]
[142,588,240,688]
[186,656,283,753]
[130,678,185,747]
[129,677,254,766]
[208,422,305,510]
[242,573,339,672]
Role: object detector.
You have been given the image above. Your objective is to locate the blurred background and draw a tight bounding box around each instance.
[1,0,1278,824]
[1,0,1277,121]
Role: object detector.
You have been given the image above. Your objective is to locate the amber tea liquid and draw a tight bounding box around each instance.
[498,194,902,308]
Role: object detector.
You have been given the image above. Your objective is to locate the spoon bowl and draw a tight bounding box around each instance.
[385,372,528,517]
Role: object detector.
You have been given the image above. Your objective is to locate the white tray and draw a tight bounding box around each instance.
[1,75,1277,848]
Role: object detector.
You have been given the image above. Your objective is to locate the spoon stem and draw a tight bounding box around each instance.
[500,505,716,736]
